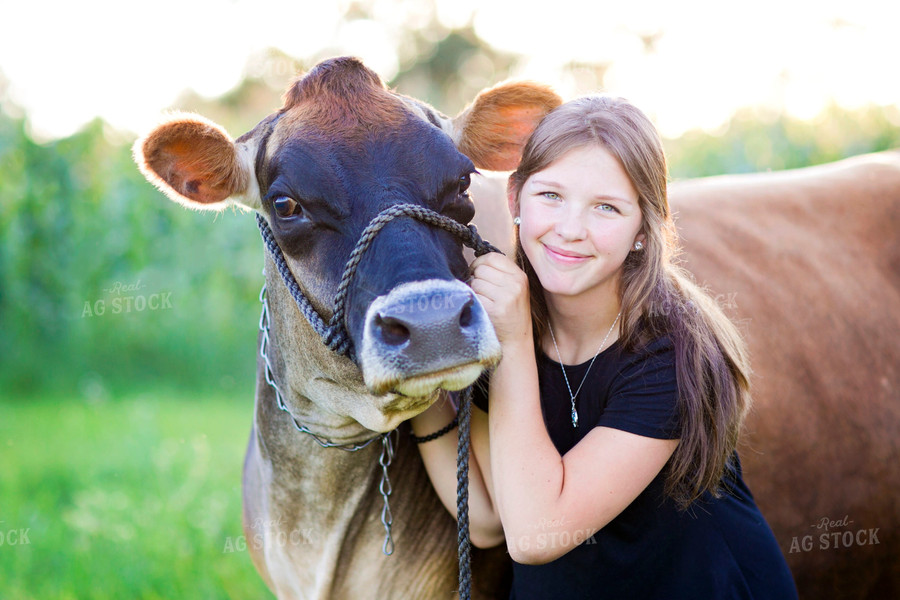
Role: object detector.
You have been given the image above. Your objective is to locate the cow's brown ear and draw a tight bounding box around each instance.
[452,81,562,172]
[133,113,259,210]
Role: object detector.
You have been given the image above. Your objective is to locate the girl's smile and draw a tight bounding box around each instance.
[542,243,592,265]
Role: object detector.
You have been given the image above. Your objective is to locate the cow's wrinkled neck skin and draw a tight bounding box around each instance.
[247,381,379,596]
[259,251,439,444]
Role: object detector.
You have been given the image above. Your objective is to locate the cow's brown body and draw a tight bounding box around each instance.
[671,152,900,598]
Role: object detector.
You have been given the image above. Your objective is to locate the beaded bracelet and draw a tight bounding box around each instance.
[410,415,459,444]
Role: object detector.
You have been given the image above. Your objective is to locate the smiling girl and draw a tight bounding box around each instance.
[411,95,797,599]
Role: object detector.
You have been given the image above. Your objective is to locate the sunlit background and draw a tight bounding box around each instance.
[2,0,899,140]
[1,2,899,597]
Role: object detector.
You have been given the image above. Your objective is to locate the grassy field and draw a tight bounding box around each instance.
[0,392,273,599]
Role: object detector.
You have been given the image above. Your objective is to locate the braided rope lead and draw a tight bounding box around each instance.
[457,386,474,600]
[327,203,500,362]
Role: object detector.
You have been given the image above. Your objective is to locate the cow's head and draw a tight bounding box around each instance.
[134,56,560,434]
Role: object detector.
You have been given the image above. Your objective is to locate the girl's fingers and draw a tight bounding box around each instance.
[467,253,531,346]
[469,277,505,305]
[470,255,525,287]
[470,270,523,308]
[470,265,510,290]
[470,252,519,276]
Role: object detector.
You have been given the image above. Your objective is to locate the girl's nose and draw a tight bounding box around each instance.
[553,205,587,240]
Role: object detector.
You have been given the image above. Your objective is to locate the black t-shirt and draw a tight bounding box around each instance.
[472,335,797,600]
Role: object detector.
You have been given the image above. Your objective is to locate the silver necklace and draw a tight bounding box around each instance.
[547,310,622,428]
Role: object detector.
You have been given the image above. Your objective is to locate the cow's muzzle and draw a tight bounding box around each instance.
[360,279,500,397]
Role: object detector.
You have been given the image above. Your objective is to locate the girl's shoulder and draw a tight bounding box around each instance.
[602,332,680,440]
[615,328,676,373]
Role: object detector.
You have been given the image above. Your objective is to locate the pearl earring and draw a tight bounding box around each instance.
[513,217,521,226]
[633,241,644,251]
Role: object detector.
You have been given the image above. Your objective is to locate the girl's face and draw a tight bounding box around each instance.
[515,144,645,306]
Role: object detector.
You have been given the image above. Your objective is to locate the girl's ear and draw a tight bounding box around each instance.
[633,231,647,251]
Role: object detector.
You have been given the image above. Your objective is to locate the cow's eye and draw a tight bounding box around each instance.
[273,196,301,219]
[458,174,471,197]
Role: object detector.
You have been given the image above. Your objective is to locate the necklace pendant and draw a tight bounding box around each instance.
[548,310,623,432]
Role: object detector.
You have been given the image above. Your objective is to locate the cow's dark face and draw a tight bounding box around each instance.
[256,62,496,395]
[134,56,561,427]
[260,111,475,315]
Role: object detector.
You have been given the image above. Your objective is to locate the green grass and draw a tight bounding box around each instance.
[0,392,273,599]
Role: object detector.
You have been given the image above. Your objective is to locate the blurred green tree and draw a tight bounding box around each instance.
[0,106,262,398]
[665,103,900,179]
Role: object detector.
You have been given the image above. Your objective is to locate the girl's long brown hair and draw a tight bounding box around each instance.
[509,95,751,509]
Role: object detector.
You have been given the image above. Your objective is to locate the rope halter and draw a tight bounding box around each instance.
[255,203,500,362]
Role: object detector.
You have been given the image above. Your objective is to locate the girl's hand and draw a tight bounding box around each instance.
[469,253,532,346]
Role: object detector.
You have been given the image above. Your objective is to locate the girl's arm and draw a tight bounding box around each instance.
[411,391,503,548]
[470,253,678,565]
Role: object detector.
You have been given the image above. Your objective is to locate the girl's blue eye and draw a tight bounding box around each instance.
[542,192,560,200]
[597,203,619,214]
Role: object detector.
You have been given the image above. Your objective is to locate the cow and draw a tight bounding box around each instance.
[134,56,560,599]
[471,150,900,600]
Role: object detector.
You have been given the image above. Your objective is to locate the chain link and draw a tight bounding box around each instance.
[379,430,398,555]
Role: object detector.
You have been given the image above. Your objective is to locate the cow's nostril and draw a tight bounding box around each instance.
[375,314,411,347]
[459,298,474,329]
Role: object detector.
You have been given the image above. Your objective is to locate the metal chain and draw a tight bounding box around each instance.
[379,430,398,555]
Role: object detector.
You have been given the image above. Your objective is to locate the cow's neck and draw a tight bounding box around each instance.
[247,371,475,599]
[248,379,392,597]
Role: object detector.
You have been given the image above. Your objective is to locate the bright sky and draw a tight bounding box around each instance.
[2,0,897,141]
